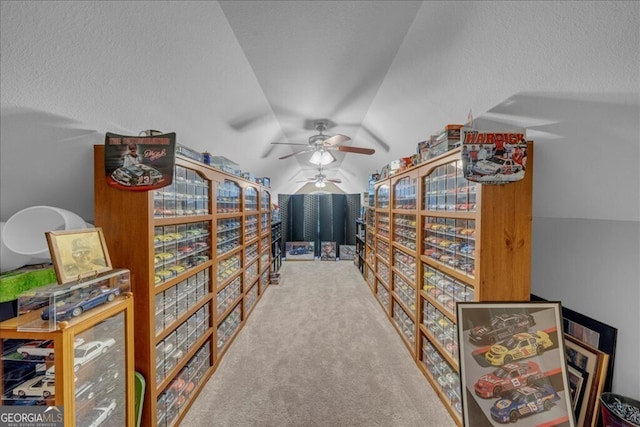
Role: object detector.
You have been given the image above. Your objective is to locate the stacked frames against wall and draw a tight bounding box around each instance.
[278,194,360,258]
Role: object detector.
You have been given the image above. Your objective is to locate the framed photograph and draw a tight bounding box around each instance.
[339,245,356,260]
[46,228,113,284]
[564,335,609,427]
[285,241,315,260]
[531,293,617,427]
[457,301,575,426]
[320,241,336,261]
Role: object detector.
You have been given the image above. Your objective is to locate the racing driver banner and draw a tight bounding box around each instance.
[104,131,176,191]
[460,127,528,184]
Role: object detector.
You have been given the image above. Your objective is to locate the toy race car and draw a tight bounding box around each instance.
[468,313,536,345]
[111,164,164,187]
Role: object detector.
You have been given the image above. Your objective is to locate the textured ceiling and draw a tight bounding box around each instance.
[1,1,638,219]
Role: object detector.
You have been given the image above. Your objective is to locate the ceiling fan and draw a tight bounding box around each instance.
[296,166,342,188]
[272,120,375,163]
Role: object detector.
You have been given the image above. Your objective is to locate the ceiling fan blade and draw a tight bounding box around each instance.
[322,134,351,146]
[333,146,375,155]
[327,178,342,183]
[278,149,311,160]
[270,142,309,146]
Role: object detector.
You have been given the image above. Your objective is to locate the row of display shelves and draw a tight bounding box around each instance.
[359,143,533,425]
[94,145,275,427]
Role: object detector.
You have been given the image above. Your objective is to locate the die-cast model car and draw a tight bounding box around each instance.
[41,286,120,321]
[46,339,116,375]
[474,361,544,398]
[81,398,117,427]
[469,313,536,345]
[111,164,164,187]
[489,384,559,423]
[485,331,553,366]
[12,375,56,398]
[17,338,85,360]
[472,156,523,176]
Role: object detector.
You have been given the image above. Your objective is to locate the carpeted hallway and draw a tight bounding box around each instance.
[180,261,455,427]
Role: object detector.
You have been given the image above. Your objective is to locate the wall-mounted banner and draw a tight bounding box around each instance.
[104,132,176,191]
[460,127,528,184]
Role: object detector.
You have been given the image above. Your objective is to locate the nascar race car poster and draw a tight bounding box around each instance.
[104,131,176,191]
[460,128,528,184]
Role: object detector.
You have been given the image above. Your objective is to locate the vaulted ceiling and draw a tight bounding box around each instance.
[1,1,638,216]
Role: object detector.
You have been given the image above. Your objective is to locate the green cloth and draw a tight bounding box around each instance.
[0,268,58,303]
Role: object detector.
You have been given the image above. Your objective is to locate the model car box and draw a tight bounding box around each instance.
[17,268,130,332]
[209,156,241,175]
[175,144,204,163]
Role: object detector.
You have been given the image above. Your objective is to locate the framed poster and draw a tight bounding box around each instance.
[457,301,575,426]
[531,293,617,427]
[285,241,314,260]
[46,228,112,284]
[564,335,609,427]
[320,241,336,261]
[339,245,356,260]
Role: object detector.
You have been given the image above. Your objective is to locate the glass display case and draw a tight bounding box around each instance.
[17,269,131,332]
[1,296,134,427]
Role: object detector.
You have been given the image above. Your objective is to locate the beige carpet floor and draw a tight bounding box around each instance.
[180,261,455,427]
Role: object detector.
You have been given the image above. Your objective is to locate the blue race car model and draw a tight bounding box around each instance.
[41,286,120,321]
[490,384,559,423]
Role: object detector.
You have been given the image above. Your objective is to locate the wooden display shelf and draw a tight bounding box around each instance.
[365,143,533,425]
[94,145,272,427]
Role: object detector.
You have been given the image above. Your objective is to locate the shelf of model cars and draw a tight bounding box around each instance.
[260,189,271,211]
[216,252,242,289]
[393,214,417,252]
[154,165,210,218]
[422,216,476,278]
[157,341,211,427]
[422,159,477,212]
[421,300,459,368]
[217,276,242,320]
[393,247,416,283]
[422,264,474,320]
[392,273,416,315]
[156,303,210,390]
[259,249,270,273]
[420,338,463,422]
[216,217,242,257]
[259,269,270,294]
[16,269,131,332]
[1,297,133,426]
[375,212,390,239]
[392,299,415,351]
[155,269,209,337]
[244,214,259,241]
[376,184,390,209]
[155,223,211,285]
[376,238,390,261]
[244,260,259,286]
[365,266,375,290]
[244,282,259,316]
[216,302,242,354]
[393,175,417,210]
[244,187,258,211]
[375,281,389,310]
[376,260,390,287]
[216,180,242,214]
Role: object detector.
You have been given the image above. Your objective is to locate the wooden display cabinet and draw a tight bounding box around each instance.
[0,295,135,427]
[94,146,272,427]
[366,143,533,425]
